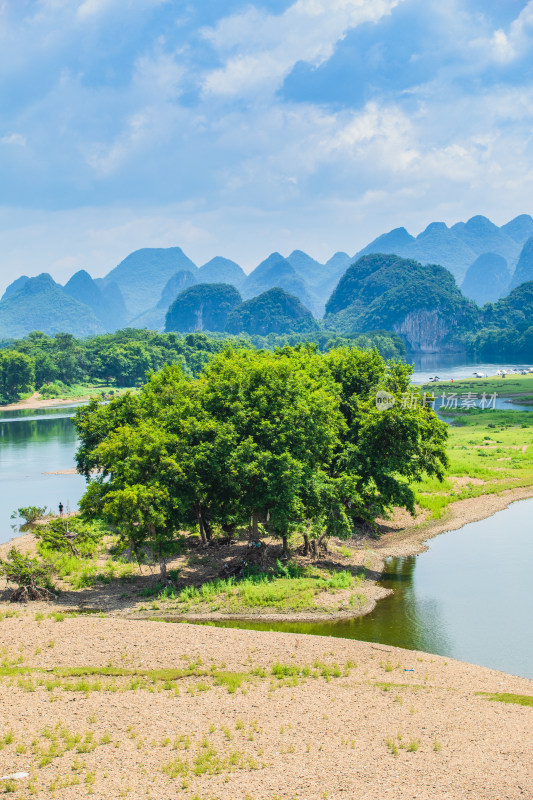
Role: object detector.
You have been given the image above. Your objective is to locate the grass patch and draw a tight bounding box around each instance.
[422,373,533,398]
[476,692,533,707]
[413,410,533,519]
[175,563,357,612]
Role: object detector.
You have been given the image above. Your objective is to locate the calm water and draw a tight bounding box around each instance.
[203,499,533,679]
[0,405,86,544]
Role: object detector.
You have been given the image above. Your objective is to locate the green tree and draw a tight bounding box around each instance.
[0,350,34,402]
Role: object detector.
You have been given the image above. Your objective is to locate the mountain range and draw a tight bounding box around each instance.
[1,213,533,346]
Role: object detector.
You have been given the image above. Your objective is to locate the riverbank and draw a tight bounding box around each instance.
[0,612,531,800]
[0,392,90,412]
[2,484,532,625]
[0,386,135,412]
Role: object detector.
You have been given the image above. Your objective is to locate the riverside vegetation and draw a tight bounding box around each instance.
[1,351,532,618]
[0,328,404,405]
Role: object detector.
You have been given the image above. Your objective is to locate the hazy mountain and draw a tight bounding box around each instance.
[353,215,529,283]
[226,287,318,336]
[64,269,128,331]
[356,227,415,260]
[197,257,245,288]
[286,250,325,286]
[129,270,198,331]
[409,222,477,281]
[242,253,316,313]
[461,254,511,306]
[325,252,352,272]
[450,215,520,265]
[157,271,197,309]
[355,222,477,282]
[315,252,353,302]
[165,283,242,333]
[509,237,533,291]
[103,247,198,318]
[2,275,29,301]
[325,253,478,353]
[0,273,105,339]
[501,214,533,245]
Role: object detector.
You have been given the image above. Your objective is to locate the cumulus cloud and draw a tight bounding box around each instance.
[1,0,533,290]
[472,0,533,63]
[202,0,405,97]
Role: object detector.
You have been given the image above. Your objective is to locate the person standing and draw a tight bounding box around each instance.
[58,502,64,517]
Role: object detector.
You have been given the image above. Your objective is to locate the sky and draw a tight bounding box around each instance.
[1,0,533,292]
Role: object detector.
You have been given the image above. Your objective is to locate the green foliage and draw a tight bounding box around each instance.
[165,283,242,333]
[225,287,319,335]
[0,547,54,600]
[0,349,34,402]
[325,254,478,344]
[175,565,355,611]
[464,281,533,359]
[37,380,69,398]
[35,517,107,557]
[477,692,533,707]
[11,505,47,523]
[0,327,405,405]
[74,345,447,574]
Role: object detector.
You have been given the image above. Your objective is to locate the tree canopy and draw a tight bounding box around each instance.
[74,346,448,574]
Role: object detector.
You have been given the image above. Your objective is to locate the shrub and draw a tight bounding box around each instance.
[11,506,47,524]
[0,547,55,602]
[35,518,106,558]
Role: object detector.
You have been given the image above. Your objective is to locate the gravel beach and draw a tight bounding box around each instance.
[0,612,531,800]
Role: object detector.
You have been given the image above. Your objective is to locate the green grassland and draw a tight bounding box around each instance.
[414,409,533,519]
[421,372,533,398]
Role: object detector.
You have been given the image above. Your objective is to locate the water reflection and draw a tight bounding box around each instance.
[0,415,86,544]
[197,499,533,679]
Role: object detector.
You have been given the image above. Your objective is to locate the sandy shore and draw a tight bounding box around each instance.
[0,612,531,800]
[0,392,91,412]
[1,491,532,798]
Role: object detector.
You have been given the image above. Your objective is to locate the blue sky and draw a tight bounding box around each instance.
[1,0,533,291]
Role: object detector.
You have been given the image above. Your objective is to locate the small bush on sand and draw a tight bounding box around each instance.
[0,547,55,602]
[11,506,47,524]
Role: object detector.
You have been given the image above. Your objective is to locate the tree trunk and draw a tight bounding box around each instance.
[252,514,259,539]
[303,519,311,556]
[203,515,213,542]
[281,534,289,555]
[317,528,329,553]
[197,509,207,546]
[159,558,167,580]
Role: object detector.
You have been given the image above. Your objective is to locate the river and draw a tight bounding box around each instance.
[204,498,533,680]
[1,366,532,680]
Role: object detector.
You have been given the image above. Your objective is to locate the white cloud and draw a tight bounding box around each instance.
[203,0,405,97]
[0,132,26,146]
[472,0,533,64]
[76,0,167,21]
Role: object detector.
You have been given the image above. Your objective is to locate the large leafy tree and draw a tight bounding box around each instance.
[196,346,346,551]
[74,346,448,572]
